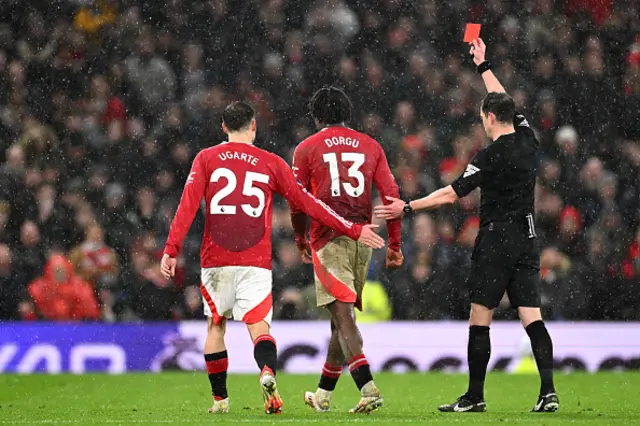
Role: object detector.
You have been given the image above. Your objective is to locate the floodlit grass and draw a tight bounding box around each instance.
[1,373,639,425]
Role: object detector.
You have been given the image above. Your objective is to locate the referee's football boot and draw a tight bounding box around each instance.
[531,393,559,412]
[438,393,487,412]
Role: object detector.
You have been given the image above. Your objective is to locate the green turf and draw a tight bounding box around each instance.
[1,373,639,425]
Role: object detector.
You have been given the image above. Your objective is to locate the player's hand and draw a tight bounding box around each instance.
[470,37,486,65]
[374,196,405,220]
[160,254,177,279]
[358,224,385,249]
[386,248,404,269]
[298,242,313,264]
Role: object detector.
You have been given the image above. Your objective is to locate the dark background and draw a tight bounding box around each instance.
[0,0,639,322]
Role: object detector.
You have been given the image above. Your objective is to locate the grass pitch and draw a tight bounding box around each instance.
[1,373,639,425]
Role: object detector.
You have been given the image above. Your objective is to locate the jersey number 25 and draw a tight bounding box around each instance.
[323,152,365,198]
[209,168,269,218]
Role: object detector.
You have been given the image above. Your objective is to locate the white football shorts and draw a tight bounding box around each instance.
[200,266,273,326]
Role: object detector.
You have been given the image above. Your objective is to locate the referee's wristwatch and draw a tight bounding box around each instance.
[403,201,413,215]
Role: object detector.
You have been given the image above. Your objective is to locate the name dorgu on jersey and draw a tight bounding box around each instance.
[325,136,360,148]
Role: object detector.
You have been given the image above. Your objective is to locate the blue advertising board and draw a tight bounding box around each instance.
[3,322,640,374]
[0,323,178,373]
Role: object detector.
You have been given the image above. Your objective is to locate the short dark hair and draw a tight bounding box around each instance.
[481,92,516,124]
[308,86,352,125]
[222,101,255,131]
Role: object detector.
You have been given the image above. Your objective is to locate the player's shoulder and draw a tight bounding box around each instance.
[296,130,325,150]
[513,112,539,146]
[513,112,531,128]
[473,144,498,165]
[248,144,286,167]
[195,144,225,159]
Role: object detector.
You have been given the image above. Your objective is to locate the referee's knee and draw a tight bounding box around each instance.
[469,303,493,326]
[517,306,543,328]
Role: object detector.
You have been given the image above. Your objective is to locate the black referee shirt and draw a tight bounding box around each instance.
[452,113,539,229]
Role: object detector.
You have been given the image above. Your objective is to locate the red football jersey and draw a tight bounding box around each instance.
[164,142,363,270]
[291,126,401,251]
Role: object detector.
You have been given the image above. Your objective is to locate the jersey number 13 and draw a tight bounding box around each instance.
[323,152,365,198]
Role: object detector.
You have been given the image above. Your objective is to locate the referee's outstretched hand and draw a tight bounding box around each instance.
[374,196,405,220]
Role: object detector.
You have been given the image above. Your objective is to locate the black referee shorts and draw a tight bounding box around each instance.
[467,222,541,310]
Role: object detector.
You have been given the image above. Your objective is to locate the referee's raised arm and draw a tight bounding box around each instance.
[470,38,506,94]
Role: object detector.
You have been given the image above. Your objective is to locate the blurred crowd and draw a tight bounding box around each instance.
[0,0,639,322]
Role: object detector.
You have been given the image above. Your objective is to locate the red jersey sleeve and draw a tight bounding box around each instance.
[373,143,402,251]
[164,151,207,258]
[290,144,309,249]
[272,156,363,242]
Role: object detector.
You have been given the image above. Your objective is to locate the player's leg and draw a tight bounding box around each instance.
[247,321,278,377]
[518,307,558,411]
[246,321,282,414]
[467,303,493,399]
[510,246,558,412]
[204,317,229,413]
[438,303,494,413]
[345,241,381,413]
[327,300,382,413]
[440,226,515,413]
[201,267,235,414]
[234,267,282,414]
[311,237,381,413]
[305,319,346,412]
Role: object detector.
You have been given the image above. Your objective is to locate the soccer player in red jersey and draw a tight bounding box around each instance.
[160,102,384,415]
[291,87,403,414]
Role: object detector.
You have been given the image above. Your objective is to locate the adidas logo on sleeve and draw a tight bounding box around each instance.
[463,164,480,178]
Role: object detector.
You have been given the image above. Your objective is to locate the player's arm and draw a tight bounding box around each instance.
[375,152,486,220]
[273,158,385,250]
[473,38,537,144]
[409,185,460,212]
[470,38,506,94]
[161,152,207,278]
[375,186,460,220]
[289,144,311,256]
[373,144,403,268]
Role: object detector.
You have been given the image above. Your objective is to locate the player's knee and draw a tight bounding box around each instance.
[330,301,355,326]
[469,303,493,326]
[208,317,226,333]
[247,320,271,342]
[518,307,542,328]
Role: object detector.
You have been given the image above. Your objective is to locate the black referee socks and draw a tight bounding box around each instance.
[525,320,556,396]
[467,325,491,400]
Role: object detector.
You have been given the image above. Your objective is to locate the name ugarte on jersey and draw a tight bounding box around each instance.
[324,136,360,148]
[218,151,259,166]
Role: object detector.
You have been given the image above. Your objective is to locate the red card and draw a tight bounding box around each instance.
[463,23,481,43]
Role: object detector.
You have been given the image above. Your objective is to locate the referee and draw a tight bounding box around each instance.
[374,38,558,413]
